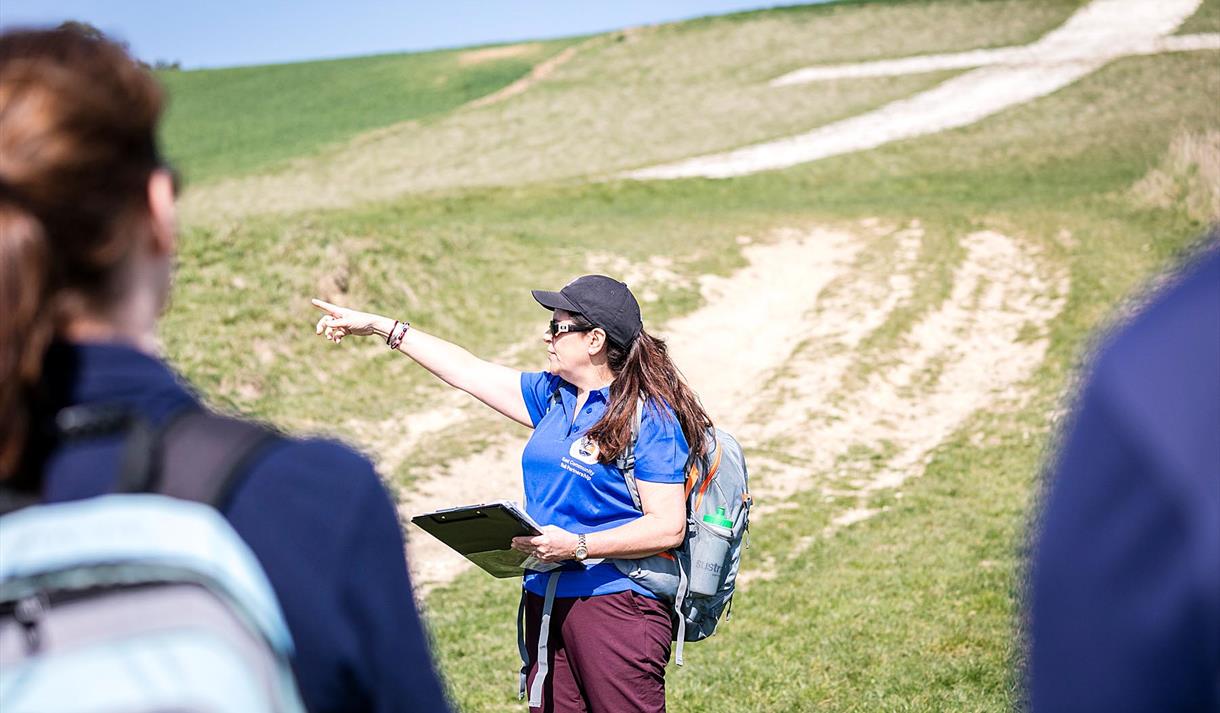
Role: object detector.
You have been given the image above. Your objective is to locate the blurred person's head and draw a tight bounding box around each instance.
[0,28,177,478]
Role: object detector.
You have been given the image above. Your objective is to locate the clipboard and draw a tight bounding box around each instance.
[410,501,560,578]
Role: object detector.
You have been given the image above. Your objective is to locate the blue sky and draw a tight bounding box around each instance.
[0,1,829,70]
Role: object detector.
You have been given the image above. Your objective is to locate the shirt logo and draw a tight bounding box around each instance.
[569,436,600,465]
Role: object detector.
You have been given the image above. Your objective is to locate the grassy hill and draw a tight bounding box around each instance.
[157,38,578,184]
[175,0,1085,222]
[157,0,1219,710]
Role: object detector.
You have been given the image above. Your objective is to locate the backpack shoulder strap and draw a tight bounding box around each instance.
[522,571,562,707]
[691,431,723,511]
[152,409,282,508]
[0,404,155,516]
[616,396,645,511]
[1,404,280,517]
[545,386,562,416]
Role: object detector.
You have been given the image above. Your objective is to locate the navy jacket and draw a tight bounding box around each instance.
[38,342,451,713]
[1031,243,1220,711]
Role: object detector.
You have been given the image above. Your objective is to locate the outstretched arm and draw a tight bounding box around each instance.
[312,298,531,427]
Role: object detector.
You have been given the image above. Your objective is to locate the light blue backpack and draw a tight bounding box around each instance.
[0,405,306,713]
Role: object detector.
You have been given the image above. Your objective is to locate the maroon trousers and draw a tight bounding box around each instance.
[524,589,672,713]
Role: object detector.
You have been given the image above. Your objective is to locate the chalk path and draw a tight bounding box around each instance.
[623,0,1213,180]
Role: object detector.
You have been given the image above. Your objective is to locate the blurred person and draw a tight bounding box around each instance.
[313,274,704,713]
[0,28,449,713]
[1029,236,1220,712]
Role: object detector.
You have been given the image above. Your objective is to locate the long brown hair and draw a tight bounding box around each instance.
[0,28,166,479]
[578,312,712,467]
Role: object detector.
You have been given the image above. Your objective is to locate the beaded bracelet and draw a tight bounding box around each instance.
[387,320,411,350]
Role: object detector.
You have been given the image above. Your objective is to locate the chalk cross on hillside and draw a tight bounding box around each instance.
[623,0,1220,180]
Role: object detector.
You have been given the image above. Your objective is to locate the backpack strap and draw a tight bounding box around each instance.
[617,400,715,511]
[519,571,562,706]
[516,589,530,701]
[0,404,157,517]
[615,396,645,511]
[517,386,564,703]
[673,563,689,666]
[48,403,161,496]
[691,432,723,512]
[10,403,280,512]
[545,386,562,419]
[150,409,281,508]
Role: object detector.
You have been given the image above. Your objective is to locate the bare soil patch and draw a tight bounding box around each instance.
[467,44,580,109]
[459,43,541,66]
[739,227,1068,582]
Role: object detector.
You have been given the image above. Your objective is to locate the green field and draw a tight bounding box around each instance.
[158,38,578,184]
[159,0,1219,710]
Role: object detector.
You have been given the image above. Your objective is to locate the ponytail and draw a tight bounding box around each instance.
[0,200,55,478]
[0,28,167,480]
[586,328,711,466]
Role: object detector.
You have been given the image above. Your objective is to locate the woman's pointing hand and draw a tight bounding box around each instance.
[312,298,382,343]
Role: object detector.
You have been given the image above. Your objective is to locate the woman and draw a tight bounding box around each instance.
[312,274,711,712]
[0,28,449,713]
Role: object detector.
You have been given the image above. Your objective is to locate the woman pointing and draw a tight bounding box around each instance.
[313,274,710,712]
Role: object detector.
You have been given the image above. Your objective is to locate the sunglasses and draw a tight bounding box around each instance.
[549,319,595,337]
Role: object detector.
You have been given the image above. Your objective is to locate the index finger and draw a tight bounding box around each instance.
[311,298,344,316]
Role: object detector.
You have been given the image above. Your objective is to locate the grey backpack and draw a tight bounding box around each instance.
[612,399,751,666]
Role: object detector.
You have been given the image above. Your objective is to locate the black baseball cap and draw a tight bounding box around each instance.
[532,274,643,347]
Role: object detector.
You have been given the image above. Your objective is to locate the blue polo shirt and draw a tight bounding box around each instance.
[519,372,688,599]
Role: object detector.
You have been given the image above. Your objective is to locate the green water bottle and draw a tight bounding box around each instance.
[702,506,733,529]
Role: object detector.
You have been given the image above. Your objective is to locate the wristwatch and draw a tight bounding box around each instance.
[574,534,588,562]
